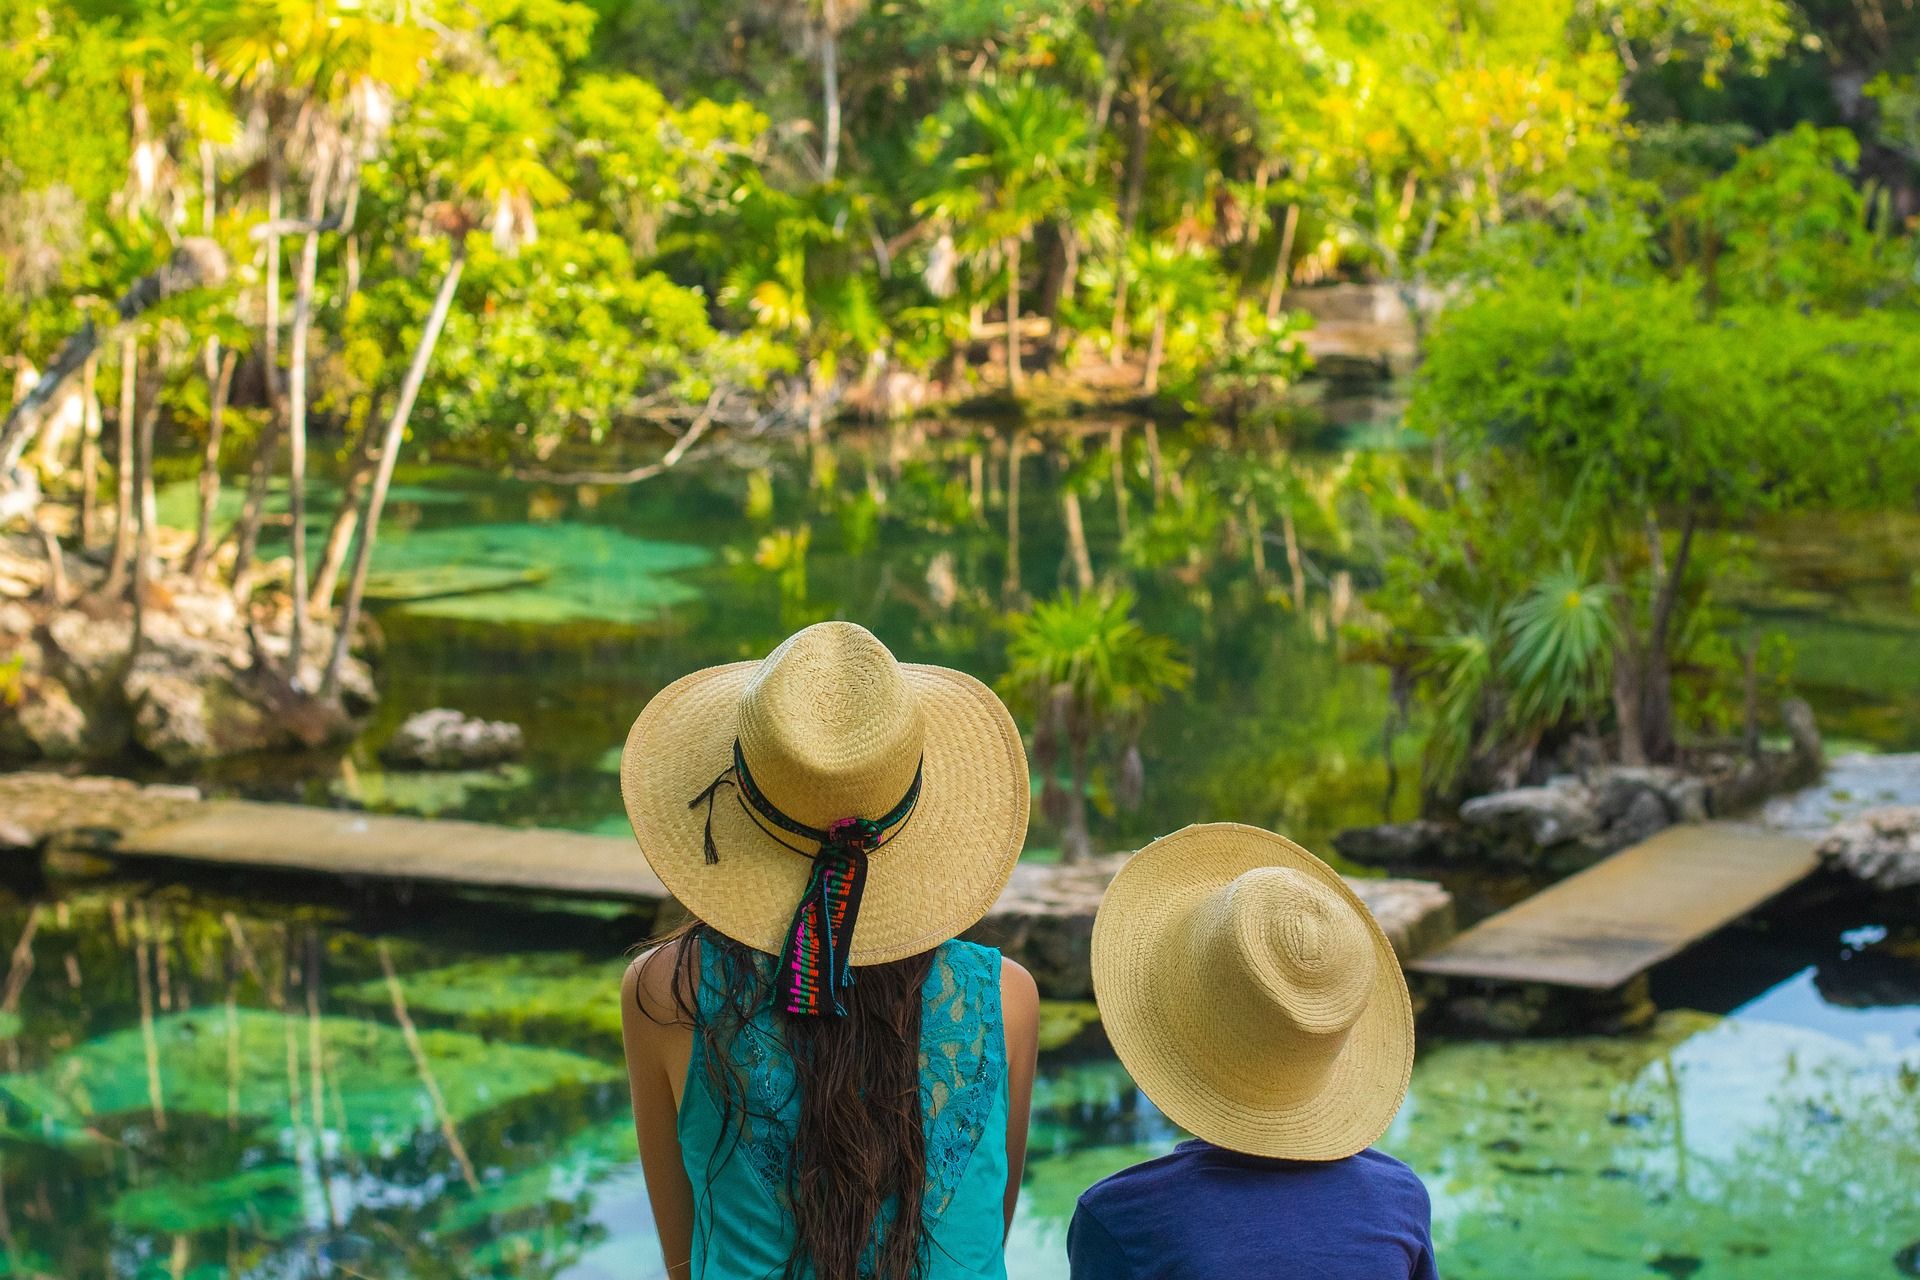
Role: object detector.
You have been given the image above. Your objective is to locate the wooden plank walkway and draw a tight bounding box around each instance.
[113,800,670,901]
[1409,821,1822,989]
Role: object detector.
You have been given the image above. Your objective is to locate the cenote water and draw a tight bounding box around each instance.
[4,873,1917,1278]
[156,419,1920,847]
[59,420,1913,1276]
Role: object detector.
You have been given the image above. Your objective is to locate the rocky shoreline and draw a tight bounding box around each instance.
[1334,699,1825,878]
[0,534,374,768]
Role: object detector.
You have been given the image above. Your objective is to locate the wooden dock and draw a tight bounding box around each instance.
[1409,821,1823,989]
[114,800,671,901]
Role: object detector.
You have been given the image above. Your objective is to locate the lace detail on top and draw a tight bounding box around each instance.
[693,938,1006,1227]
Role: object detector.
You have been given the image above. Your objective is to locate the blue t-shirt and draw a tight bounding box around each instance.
[1068,1141,1439,1280]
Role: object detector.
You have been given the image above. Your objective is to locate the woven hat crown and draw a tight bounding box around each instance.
[734,621,926,832]
[1184,867,1378,1107]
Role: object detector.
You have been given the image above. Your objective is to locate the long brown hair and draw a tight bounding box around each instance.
[655,922,937,1280]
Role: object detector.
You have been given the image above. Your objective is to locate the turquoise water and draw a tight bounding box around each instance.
[3,878,1915,1278]
[168,425,1920,858]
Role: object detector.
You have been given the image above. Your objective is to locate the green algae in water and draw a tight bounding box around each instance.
[332,951,632,1052]
[371,523,711,625]
[0,1006,619,1152]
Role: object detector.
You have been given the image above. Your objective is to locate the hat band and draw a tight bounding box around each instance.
[687,740,924,1018]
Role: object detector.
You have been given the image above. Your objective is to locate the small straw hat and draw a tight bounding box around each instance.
[621,622,1029,976]
[1092,823,1415,1160]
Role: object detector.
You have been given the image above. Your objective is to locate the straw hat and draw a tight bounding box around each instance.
[1092,823,1414,1161]
[621,622,1029,966]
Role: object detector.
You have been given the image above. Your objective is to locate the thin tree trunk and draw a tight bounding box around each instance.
[1241,161,1273,285]
[78,355,100,545]
[1281,502,1306,609]
[1640,508,1697,763]
[322,245,465,698]
[1111,76,1151,353]
[129,354,162,659]
[1109,425,1129,539]
[1246,495,1268,581]
[1062,737,1092,864]
[103,336,137,597]
[1063,489,1094,591]
[378,942,479,1190]
[968,449,984,518]
[308,419,376,610]
[1003,430,1023,600]
[1142,309,1167,393]
[820,10,841,181]
[1265,202,1300,321]
[1004,237,1022,394]
[285,152,334,685]
[188,349,239,579]
[230,416,281,599]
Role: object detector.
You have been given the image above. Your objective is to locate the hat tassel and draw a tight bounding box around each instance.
[687,767,737,866]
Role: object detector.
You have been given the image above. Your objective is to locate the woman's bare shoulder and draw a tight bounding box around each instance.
[623,933,699,1029]
[998,954,1039,1026]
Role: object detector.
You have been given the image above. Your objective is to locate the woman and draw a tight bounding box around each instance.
[619,622,1040,1280]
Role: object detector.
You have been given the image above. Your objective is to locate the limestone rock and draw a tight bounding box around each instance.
[381,708,525,771]
[15,677,88,760]
[1818,806,1920,893]
[1590,765,1707,824]
[1459,781,1601,848]
[1332,819,1464,866]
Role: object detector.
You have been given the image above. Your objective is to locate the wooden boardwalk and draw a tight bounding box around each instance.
[114,800,670,901]
[1409,821,1822,989]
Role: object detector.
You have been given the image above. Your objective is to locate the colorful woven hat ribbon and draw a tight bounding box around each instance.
[689,741,923,1018]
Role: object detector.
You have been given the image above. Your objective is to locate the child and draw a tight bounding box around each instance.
[1070,822,1439,1279]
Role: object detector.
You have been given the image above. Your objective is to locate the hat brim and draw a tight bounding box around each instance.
[1092,823,1414,1161]
[621,660,1029,965]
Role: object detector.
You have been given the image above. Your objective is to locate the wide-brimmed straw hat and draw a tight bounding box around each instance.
[622,622,1028,1006]
[1092,823,1414,1161]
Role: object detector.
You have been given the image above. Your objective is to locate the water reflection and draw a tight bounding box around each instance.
[4,881,1916,1279]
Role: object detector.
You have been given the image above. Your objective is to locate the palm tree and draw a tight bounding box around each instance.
[917,75,1087,395]
[321,78,563,697]
[1000,589,1191,863]
[1127,238,1221,394]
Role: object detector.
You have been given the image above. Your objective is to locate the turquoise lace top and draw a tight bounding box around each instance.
[678,938,1011,1280]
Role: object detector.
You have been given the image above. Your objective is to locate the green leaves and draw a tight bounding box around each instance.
[1501,567,1618,729]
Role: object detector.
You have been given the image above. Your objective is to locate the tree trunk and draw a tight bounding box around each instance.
[1246,495,1268,582]
[263,160,284,420]
[78,355,101,545]
[1003,431,1023,600]
[1142,308,1167,393]
[1109,425,1129,540]
[820,7,841,181]
[1004,237,1022,395]
[0,240,227,476]
[188,348,239,579]
[103,335,138,598]
[284,152,334,685]
[1240,161,1273,285]
[1111,76,1152,354]
[1265,202,1300,321]
[230,417,281,599]
[308,421,377,610]
[1142,420,1166,504]
[1639,508,1697,763]
[1062,489,1094,591]
[322,244,466,698]
[1280,502,1306,610]
[1062,736,1093,864]
[129,355,163,658]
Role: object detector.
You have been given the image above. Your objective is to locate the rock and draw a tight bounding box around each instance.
[1818,806,1920,893]
[1459,781,1601,848]
[14,678,89,760]
[1609,788,1672,848]
[1348,878,1457,960]
[1332,819,1465,866]
[381,708,524,771]
[1590,765,1706,824]
[0,818,36,851]
[43,610,131,697]
[1781,696,1822,768]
